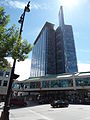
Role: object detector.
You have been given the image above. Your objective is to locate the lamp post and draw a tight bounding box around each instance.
[0,1,30,120]
[18,1,30,38]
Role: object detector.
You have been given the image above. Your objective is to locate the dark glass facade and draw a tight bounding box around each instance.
[30,22,56,77]
[62,25,78,73]
[55,27,65,74]
[56,6,78,73]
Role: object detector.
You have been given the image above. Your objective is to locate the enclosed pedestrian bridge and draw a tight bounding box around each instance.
[13,72,90,93]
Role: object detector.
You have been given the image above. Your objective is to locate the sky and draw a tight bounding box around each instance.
[0,0,90,80]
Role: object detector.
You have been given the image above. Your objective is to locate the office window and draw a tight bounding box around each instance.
[3,81,8,86]
[0,71,4,76]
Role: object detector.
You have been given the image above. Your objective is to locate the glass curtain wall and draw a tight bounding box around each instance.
[63,25,78,73]
[30,28,46,77]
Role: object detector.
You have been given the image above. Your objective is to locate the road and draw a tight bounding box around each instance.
[0,104,90,120]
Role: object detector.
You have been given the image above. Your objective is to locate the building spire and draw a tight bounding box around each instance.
[59,6,64,28]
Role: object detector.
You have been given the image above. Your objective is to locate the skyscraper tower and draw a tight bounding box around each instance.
[56,6,78,73]
[30,6,78,77]
[59,6,64,28]
[30,22,56,77]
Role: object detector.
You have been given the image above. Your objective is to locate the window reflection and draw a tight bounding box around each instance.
[76,77,90,86]
[42,79,73,88]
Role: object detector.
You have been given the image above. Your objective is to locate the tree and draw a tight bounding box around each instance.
[0,6,10,69]
[0,5,32,120]
[0,6,32,69]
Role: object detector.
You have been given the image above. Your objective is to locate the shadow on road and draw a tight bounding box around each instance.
[10,100,43,109]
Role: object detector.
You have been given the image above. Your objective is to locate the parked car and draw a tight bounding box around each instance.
[51,100,69,108]
[10,98,27,107]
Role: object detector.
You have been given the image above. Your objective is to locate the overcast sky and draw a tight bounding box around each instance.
[1,0,90,80]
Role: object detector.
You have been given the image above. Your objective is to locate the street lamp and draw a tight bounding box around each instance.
[0,1,30,120]
[18,1,30,37]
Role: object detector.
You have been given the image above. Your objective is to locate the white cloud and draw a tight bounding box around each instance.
[15,59,31,81]
[0,0,48,10]
[58,0,88,9]
[0,0,26,9]
[78,49,90,53]
[78,63,90,72]
[9,1,26,9]
[6,57,31,81]
[31,2,48,10]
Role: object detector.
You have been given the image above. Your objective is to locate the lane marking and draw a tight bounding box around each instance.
[28,108,53,120]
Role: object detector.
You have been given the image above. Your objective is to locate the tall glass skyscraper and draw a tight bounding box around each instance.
[30,22,56,77]
[30,6,78,77]
[56,6,78,73]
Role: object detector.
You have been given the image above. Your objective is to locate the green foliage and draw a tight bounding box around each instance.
[0,7,10,27]
[0,6,32,69]
[0,6,10,69]
[0,58,11,70]
[9,25,32,61]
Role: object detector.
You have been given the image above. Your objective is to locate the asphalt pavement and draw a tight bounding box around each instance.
[0,103,90,120]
